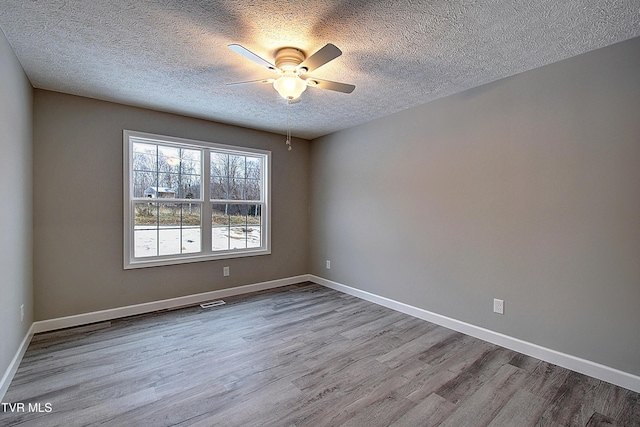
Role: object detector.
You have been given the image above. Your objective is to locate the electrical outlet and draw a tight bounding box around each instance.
[326,260,331,269]
[493,298,504,315]
[223,266,230,277]
[21,304,24,322]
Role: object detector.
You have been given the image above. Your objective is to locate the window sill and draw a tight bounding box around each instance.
[124,248,271,270]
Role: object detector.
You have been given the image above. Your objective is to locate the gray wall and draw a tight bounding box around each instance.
[0,30,33,380]
[310,37,640,376]
[33,90,310,320]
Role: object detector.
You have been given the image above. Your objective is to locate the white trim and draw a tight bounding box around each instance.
[123,129,272,270]
[309,275,640,394]
[33,275,310,334]
[3,275,310,400]
[0,324,34,401]
[11,274,639,397]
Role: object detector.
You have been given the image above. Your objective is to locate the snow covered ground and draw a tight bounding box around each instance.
[134,226,261,257]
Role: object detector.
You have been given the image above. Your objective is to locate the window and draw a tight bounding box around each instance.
[123,130,270,269]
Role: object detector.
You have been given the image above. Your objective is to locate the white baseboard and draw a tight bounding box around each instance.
[2,275,310,401]
[9,274,639,396]
[0,324,34,401]
[310,275,640,394]
[33,275,311,334]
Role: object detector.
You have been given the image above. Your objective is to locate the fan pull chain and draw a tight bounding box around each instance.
[285,99,292,151]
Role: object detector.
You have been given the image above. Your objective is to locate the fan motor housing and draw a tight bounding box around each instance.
[275,47,305,71]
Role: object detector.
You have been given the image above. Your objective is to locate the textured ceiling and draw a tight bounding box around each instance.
[1,1,639,139]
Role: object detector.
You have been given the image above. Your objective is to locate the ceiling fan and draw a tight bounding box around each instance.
[227,43,355,102]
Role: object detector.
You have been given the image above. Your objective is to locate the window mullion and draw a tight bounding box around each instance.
[201,149,212,254]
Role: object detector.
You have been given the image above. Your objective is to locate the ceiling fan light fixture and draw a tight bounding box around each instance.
[273,71,307,100]
[228,43,355,101]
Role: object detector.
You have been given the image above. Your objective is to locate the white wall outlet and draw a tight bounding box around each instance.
[21,304,24,322]
[326,260,331,269]
[223,266,230,277]
[493,298,504,315]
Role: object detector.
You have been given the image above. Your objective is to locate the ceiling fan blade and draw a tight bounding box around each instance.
[226,78,274,86]
[306,78,355,94]
[228,44,277,71]
[299,44,342,73]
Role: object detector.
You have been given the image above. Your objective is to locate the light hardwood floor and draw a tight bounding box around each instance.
[2,282,639,426]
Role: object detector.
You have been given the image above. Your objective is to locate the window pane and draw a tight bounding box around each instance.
[134,202,158,258]
[229,178,245,200]
[246,156,261,177]
[157,204,180,226]
[134,202,157,226]
[211,153,228,177]
[134,143,201,200]
[211,203,261,251]
[245,178,261,201]
[209,153,261,201]
[133,143,157,168]
[211,176,228,200]
[181,173,201,200]
[134,228,158,258]
[229,155,246,178]
[158,228,181,255]
[229,226,247,249]
[133,151,157,173]
[212,203,230,250]
[134,202,201,257]
[133,171,157,198]
[178,148,202,199]
[157,173,179,197]
[181,203,201,253]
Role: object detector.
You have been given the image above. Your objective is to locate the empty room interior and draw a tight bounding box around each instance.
[1,1,639,426]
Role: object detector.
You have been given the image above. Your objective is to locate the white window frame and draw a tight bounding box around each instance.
[123,130,271,269]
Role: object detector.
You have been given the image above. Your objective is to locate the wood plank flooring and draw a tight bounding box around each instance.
[2,282,639,426]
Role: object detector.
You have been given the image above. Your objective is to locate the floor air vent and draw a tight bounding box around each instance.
[200,300,226,309]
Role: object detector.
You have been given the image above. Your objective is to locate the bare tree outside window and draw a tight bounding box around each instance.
[210,153,263,251]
